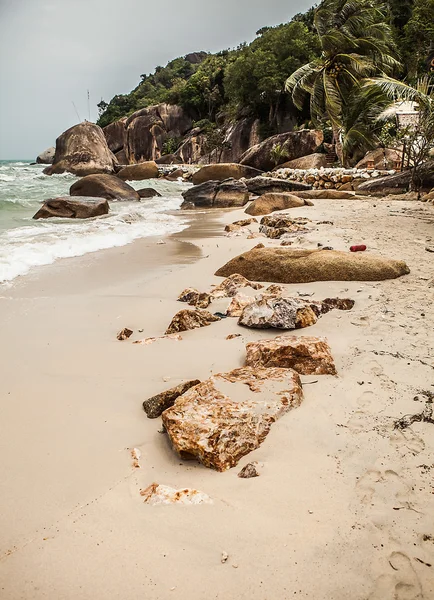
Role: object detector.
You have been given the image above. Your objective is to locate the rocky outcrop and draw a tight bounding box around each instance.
[245,192,309,216]
[277,153,328,170]
[114,148,128,165]
[239,130,323,171]
[36,147,55,165]
[143,380,201,418]
[70,174,140,201]
[245,336,337,375]
[165,309,220,334]
[177,288,212,309]
[192,163,263,185]
[161,367,303,471]
[219,118,261,163]
[246,177,311,196]
[137,187,162,198]
[33,196,109,219]
[141,483,212,505]
[259,215,311,238]
[356,148,402,170]
[175,128,207,163]
[357,162,434,194]
[103,118,127,153]
[181,179,249,209]
[44,122,117,176]
[215,247,410,283]
[117,162,159,181]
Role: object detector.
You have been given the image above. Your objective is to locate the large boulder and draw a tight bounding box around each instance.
[245,192,309,216]
[291,189,356,200]
[357,162,434,194]
[277,153,328,170]
[356,148,402,170]
[239,130,324,171]
[215,247,410,283]
[33,196,109,219]
[246,177,311,196]
[137,187,162,199]
[175,128,208,163]
[70,174,140,201]
[192,163,263,185]
[162,367,303,471]
[114,148,128,165]
[36,147,55,165]
[245,336,337,375]
[44,122,117,176]
[218,118,261,163]
[117,161,159,181]
[102,118,127,153]
[181,179,249,209]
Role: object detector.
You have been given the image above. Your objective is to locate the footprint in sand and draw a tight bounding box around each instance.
[390,428,426,456]
[356,469,413,509]
[369,551,424,599]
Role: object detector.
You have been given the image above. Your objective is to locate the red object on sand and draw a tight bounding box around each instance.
[350,245,367,252]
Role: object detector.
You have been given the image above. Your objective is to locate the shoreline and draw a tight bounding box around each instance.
[0,197,433,599]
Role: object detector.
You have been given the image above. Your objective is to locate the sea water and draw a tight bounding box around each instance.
[0,161,189,283]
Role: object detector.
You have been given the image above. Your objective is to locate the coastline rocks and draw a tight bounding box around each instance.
[239,297,318,330]
[161,367,303,471]
[177,288,212,308]
[103,118,127,153]
[141,483,212,505]
[117,161,159,181]
[165,309,220,334]
[271,166,397,190]
[245,336,337,375]
[192,163,263,185]
[246,177,311,196]
[259,215,311,239]
[215,247,410,283]
[181,179,249,209]
[137,187,162,198]
[44,122,117,176]
[33,196,109,220]
[70,174,140,202]
[225,218,257,233]
[36,147,55,165]
[239,130,324,171]
[357,162,434,194]
[245,193,308,216]
[211,273,263,297]
[143,379,201,418]
[277,153,328,170]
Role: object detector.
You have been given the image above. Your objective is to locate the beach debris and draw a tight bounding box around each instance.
[117,327,133,341]
[226,334,242,340]
[162,366,303,471]
[143,379,201,418]
[238,462,260,478]
[394,398,434,430]
[133,333,182,345]
[165,310,220,335]
[141,483,212,505]
[259,215,311,239]
[177,288,212,308]
[215,247,410,283]
[221,552,229,564]
[245,336,337,376]
[350,244,367,252]
[131,448,141,468]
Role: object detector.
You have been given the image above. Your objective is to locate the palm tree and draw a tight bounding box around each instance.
[285,0,399,165]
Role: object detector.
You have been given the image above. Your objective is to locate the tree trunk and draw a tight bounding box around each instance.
[332,123,344,166]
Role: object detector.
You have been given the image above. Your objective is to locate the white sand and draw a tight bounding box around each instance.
[0,198,433,599]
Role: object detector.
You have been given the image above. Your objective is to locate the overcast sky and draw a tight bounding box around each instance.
[0,0,313,159]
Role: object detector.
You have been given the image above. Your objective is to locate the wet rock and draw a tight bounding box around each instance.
[143,379,201,418]
[36,146,55,165]
[117,161,159,181]
[245,193,307,216]
[33,197,109,219]
[246,177,311,196]
[245,336,337,375]
[238,462,260,478]
[137,187,162,198]
[70,174,140,202]
[239,297,318,330]
[165,309,220,334]
[117,327,133,340]
[192,163,263,185]
[215,247,410,283]
[140,483,212,505]
[177,288,212,308]
[162,367,303,471]
[181,178,249,209]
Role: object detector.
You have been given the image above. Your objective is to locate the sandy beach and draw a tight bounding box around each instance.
[0,197,433,599]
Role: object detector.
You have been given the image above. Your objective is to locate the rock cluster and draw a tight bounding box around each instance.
[259,215,311,239]
[165,309,220,334]
[272,166,397,191]
[177,274,263,308]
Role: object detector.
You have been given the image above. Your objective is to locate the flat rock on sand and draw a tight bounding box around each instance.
[215,247,410,283]
[162,366,303,471]
[245,193,309,216]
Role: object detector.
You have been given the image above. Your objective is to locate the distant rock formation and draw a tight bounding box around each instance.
[36,147,55,165]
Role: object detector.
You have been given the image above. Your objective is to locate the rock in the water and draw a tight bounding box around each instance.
[239,130,324,171]
[162,367,303,471]
[277,153,328,170]
[211,273,263,298]
[117,327,133,341]
[192,163,263,185]
[181,178,249,209]
[117,162,159,181]
[70,174,140,202]
[245,336,337,375]
[259,215,311,239]
[165,309,220,334]
[246,177,311,196]
[44,122,117,176]
[238,297,318,330]
[177,288,212,308]
[245,193,308,216]
[143,379,201,418]
[215,247,410,283]
[33,196,109,219]
[137,187,162,198]
[238,462,260,478]
[140,483,212,505]
[36,147,55,165]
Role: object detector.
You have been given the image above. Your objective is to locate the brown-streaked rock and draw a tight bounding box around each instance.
[117,161,159,181]
[143,379,201,418]
[245,336,337,375]
[133,333,183,345]
[211,273,263,298]
[215,247,410,283]
[259,215,311,239]
[226,293,256,317]
[238,462,260,478]
[70,174,140,201]
[238,297,318,330]
[224,218,257,232]
[162,366,303,471]
[140,483,212,505]
[33,197,109,219]
[177,288,212,308]
[165,309,220,334]
[245,193,307,216]
[192,163,263,185]
[117,327,133,341]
